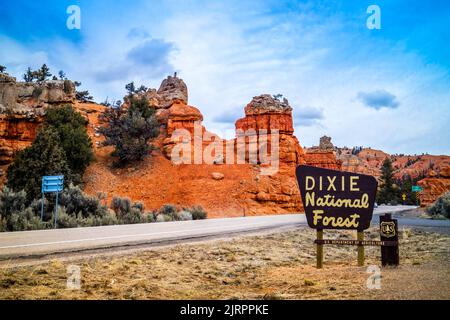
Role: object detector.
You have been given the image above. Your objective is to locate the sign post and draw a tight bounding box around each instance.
[41,175,64,228]
[412,186,423,206]
[357,231,365,266]
[296,165,386,268]
[316,229,323,268]
[380,213,399,266]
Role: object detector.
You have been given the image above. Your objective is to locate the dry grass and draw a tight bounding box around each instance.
[0,227,449,300]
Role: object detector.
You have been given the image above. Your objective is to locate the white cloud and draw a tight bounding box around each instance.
[1,0,449,155]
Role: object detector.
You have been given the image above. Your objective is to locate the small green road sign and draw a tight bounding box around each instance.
[412,186,423,192]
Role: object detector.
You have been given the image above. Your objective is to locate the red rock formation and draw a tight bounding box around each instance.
[418,166,450,206]
[304,136,342,170]
[0,73,77,181]
[233,95,306,213]
[0,73,344,216]
[337,147,450,182]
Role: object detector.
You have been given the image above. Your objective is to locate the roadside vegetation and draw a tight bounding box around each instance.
[0,85,205,232]
[0,184,207,232]
[377,157,424,206]
[7,104,93,201]
[426,191,450,219]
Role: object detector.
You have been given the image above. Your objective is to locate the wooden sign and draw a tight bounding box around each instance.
[296,165,378,231]
[380,214,399,266]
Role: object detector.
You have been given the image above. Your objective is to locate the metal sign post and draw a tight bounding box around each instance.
[41,175,64,228]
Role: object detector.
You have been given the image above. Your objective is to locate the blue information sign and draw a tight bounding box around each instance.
[42,175,64,193]
[40,175,64,228]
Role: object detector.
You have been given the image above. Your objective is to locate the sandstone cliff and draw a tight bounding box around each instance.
[77,76,340,216]
[304,136,342,171]
[336,146,450,205]
[0,72,78,180]
[418,166,450,207]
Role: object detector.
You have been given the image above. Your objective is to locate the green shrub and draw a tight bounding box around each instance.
[159,204,177,220]
[132,201,144,212]
[156,214,173,222]
[121,208,144,224]
[177,210,193,221]
[60,184,106,218]
[7,127,72,201]
[189,206,207,220]
[427,192,450,219]
[110,196,148,224]
[0,215,6,232]
[56,207,78,229]
[145,211,157,223]
[45,104,94,178]
[99,96,159,166]
[7,208,46,231]
[0,187,28,219]
[112,196,132,217]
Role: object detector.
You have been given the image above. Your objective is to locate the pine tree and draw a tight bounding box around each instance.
[58,70,66,80]
[73,81,93,102]
[0,65,6,73]
[125,82,136,95]
[377,158,398,204]
[37,64,52,82]
[7,127,72,201]
[23,67,35,82]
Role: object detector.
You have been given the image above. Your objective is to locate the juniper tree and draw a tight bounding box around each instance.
[99,96,159,166]
[44,105,94,180]
[7,127,72,201]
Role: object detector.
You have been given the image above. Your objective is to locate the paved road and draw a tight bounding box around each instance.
[0,205,446,260]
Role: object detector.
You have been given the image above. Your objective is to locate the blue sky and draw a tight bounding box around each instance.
[1,0,449,154]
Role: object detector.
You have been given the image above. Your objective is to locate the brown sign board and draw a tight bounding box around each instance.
[296,165,378,231]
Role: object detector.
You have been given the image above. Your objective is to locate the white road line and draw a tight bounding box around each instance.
[0,221,295,250]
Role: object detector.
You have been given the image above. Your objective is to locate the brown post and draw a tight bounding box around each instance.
[357,231,365,266]
[316,229,323,269]
[380,214,399,266]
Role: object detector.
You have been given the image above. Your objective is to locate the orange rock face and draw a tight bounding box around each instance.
[304,151,342,170]
[233,95,306,214]
[0,74,77,182]
[0,74,344,217]
[418,166,450,206]
[337,147,450,206]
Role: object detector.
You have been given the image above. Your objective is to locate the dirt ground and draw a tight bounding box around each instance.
[0,226,449,300]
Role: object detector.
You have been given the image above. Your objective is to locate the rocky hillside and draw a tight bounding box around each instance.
[337,147,449,180]
[335,146,450,206]
[84,77,341,216]
[0,73,342,216]
[0,73,76,180]
[1,71,446,213]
